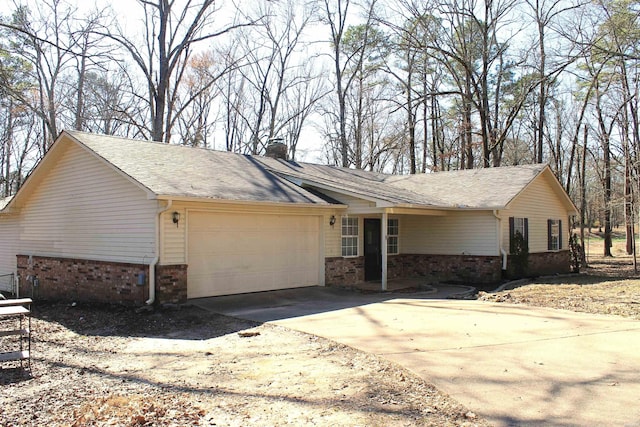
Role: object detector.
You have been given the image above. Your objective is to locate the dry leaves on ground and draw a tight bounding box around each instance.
[1,303,487,427]
[478,256,640,320]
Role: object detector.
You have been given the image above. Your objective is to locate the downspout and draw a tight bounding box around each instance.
[147,199,172,305]
[493,210,508,270]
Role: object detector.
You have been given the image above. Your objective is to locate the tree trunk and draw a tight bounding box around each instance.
[580,125,588,267]
[463,76,473,169]
[407,67,416,174]
[595,86,613,257]
[152,0,170,142]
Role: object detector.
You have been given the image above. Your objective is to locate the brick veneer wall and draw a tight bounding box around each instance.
[16,255,189,305]
[512,250,571,277]
[388,254,502,285]
[325,254,502,287]
[326,251,572,288]
[156,264,188,304]
[325,257,365,286]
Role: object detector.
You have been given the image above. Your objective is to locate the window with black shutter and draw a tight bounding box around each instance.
[548,219,561,251]
[509,217,529,253]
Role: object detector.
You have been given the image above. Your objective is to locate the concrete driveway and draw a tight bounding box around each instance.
[194,287,640,426]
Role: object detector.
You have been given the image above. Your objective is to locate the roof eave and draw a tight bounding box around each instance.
[67,131,158,200]
[394,203,506,211]
[504,165,578,214]
[2,131,69,211]
[155,194,347,210]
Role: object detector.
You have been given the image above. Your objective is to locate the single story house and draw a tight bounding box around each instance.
[0,131,577,304]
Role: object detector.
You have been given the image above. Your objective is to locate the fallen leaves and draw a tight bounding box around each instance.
[478,256,640,320]
[70,394,205,426]
[479,278,640,319]
[0,303,491,427]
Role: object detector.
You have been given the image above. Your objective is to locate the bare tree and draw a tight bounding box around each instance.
[321,0,377,167]
[5,1,79,152]
[99,0,253,142]
[524,0,583,164]
[232,0,321,155]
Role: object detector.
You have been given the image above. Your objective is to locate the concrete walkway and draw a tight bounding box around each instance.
[194,288,640,426]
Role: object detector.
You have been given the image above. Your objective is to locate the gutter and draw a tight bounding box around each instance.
[147,199,173,305]
[493,210,508,270]
[154,195,346,210]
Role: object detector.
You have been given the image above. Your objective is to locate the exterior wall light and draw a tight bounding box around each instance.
[329,215,336,226]
[172,211,180,227]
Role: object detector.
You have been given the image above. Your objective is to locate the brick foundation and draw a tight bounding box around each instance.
[388,254,502,285]
[325,257,365,286]
[156,264,188,304]
[507,250,571,278]
[326,251,573,288]
[325,254,502,287]
[16,255,188,305]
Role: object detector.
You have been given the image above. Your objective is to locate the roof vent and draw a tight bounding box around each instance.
[265,138,287,160]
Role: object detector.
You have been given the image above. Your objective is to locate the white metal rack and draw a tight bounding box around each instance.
[0,298,32,370]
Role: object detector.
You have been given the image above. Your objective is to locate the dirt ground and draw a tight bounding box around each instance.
[479,234,640,320]
[0,301,487,426]
[2,244,639,426]
[479,256,640,320]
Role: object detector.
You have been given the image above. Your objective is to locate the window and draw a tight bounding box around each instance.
[341,217,358,257]
[514,217,526,238]
[548,219,562,251]
[509,217,528,253]
[387,218,399,255]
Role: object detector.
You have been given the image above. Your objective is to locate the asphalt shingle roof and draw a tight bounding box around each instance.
[68,131,332,205]
[258,157,547,209]
[67,131,552,210]
[387,164,548,209]
[256,157,449,207]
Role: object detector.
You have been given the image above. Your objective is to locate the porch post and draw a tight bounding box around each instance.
[381,211,388,291]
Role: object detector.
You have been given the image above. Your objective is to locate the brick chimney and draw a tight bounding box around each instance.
[265,138,288,160]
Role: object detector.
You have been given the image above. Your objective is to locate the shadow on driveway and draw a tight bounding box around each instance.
[190,285,470,322]
[194,286,640,426]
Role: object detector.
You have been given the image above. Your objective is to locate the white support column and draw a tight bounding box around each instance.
[381,211,388,291]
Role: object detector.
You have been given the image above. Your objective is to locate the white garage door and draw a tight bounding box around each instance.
[187,211,321,298]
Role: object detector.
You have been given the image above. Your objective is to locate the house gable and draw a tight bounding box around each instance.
[501,168,574,253]
[68,131,332,206]
[505,166,577,215]
[15,136,157,264]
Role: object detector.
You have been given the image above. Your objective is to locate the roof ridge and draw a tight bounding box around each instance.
[66,130,256,159]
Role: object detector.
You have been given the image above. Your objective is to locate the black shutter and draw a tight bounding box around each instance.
[547,219,552,251]
[509,217,515,253]
[559,220,563,249]
[524,218,529,250]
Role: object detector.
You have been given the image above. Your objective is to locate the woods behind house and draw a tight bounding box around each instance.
[1,0,639,256]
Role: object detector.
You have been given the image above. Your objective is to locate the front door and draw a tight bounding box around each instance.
[364,218,381,281]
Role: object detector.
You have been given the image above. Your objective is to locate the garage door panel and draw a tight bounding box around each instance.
[187,211,321,298]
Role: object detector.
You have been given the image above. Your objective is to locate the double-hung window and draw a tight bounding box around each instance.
[513,217,526,239]
[387,218,399,255]
[509,217,529,253]
[341,217,359,257]
[548,219,562,251]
